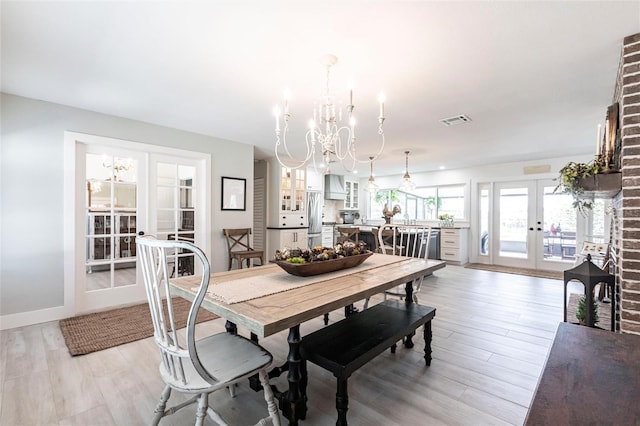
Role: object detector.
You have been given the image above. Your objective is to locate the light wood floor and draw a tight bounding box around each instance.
[0,265,577,426]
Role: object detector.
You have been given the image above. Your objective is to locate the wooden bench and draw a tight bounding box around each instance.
[300,299,436,426]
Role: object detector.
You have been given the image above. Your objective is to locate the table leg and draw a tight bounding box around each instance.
[276,325,307,424]
[225,320,237,335]
[404,281,415,348]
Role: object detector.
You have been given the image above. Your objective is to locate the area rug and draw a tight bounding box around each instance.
[566,292,612,331]
[59,297,218,356]
[465,263,563,280]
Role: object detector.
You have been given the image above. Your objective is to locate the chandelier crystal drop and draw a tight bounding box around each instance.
[399,150,416,191]
[274,54,386,174]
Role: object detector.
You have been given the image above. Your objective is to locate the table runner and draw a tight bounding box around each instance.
[199,254,408,304]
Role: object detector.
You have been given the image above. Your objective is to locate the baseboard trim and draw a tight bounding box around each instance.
[0,305,74,331]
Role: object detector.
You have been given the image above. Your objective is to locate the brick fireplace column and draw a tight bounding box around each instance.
[619,33,640,335]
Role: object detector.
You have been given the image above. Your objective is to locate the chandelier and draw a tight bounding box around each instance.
[399,150,416,191]
[274,54,386,174]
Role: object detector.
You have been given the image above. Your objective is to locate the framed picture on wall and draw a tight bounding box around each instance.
[221,176,246,211]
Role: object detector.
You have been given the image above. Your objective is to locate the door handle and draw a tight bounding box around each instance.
[138,231,145,236]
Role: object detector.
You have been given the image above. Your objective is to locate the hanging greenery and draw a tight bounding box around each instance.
[554,160,604,215]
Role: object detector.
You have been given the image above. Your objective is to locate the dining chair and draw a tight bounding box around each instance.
[223,228,264,270]
[383,224,433,303]
[336,226,360,244]
[137,236,280,426]
[377,224,402,255]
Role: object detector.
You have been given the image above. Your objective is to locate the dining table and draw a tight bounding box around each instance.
[170,253,446,425]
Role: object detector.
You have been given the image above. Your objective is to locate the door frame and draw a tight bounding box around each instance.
[64,131,211,315]
[473,177,585,271]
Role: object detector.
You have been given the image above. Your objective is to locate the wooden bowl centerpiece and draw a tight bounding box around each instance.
[274,242,372,277]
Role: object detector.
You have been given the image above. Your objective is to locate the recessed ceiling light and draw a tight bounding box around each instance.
[439,165,445,170]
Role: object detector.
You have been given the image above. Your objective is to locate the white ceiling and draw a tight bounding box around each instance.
[2,1,639,177]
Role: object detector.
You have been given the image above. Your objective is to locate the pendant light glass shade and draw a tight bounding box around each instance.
[365,156,379,192]
[399,150,416,191]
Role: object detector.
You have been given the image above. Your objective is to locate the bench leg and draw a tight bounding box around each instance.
[423,321,432,366]
[403,330,416,348]
[336,378,349,426]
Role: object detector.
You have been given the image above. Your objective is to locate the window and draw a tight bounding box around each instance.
[369,184,466,221]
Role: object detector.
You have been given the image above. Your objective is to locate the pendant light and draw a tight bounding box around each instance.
[365,157,379,192]
[399,150,416,191]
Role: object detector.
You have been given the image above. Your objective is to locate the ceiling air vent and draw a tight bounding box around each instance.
[439,114,472,127]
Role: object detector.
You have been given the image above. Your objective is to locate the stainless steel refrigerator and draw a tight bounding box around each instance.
[307,191,322,248]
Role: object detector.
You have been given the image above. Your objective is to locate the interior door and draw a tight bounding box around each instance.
[81,146,148,312]
[76,141,209,314]
[149,155,204,278]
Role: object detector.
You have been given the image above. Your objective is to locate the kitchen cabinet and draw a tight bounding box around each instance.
[268,161,308,227]
[440,228,468,265]
[268,228,308,252]
[344,179,359,209]
[279,166,306,212]
[322,225,335,247]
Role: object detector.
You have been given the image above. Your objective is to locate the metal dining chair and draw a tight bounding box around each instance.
[137,236,280,426]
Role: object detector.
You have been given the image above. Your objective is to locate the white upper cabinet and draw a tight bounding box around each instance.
[344,179,359,209]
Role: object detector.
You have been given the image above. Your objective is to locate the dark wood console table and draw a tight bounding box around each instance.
[525,323,640,425]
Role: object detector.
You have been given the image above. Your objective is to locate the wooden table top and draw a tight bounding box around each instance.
[525,322,640,424]
[170,254,446,338]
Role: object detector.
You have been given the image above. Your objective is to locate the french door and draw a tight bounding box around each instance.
[71,133,209,314]
[81,146,148,311]
[490,179,578,271]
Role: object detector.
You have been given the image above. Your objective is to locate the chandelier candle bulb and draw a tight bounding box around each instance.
[274,106,281,131]
[605,121,610,155]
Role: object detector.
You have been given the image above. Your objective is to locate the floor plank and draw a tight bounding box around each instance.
[0,264,573,425]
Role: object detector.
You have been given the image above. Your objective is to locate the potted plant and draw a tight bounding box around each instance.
[554,160,602,215]
[575,295,599,326]
[438,213,454,228]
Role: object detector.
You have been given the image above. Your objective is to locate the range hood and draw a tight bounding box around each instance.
[324,175,346,200]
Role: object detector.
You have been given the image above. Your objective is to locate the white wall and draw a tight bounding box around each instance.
[357,153,594,261]
[0,93,254,318]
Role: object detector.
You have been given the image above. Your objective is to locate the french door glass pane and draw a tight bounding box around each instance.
[499,187,528,258]
[85,153,138,291]
[479,187,489,255]
[542,186,577,262]
[156,162,196,277]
